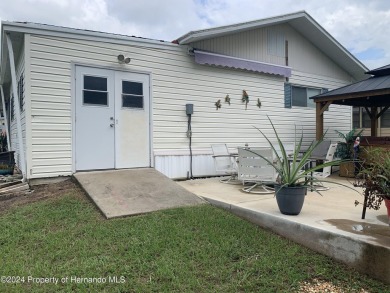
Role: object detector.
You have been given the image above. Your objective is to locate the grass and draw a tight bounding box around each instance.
[0,186,388,292]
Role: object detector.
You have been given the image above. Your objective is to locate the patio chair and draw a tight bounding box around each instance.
[211,144,240,184]
[295,140,331,170]
[310,140,332,158]
[310,143,338,191]
[237,147,276,194]
[273,143,295,161]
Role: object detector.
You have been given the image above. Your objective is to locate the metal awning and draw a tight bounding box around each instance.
[194,50,291,77]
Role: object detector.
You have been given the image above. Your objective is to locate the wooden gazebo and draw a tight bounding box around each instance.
[313,65,390,219]
[312,64,390,139]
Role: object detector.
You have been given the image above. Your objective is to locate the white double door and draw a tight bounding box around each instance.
[75,66,150,171]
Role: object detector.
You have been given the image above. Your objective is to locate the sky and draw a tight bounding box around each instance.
[0,0,389,70]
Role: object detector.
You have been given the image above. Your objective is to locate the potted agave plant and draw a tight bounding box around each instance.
[252,117,349,215]
[355,148,390,224]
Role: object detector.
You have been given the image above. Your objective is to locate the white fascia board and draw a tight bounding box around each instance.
[300,15,368,73]
[178,11,368,79]
[1,21,181,52]
[177,11,307,44]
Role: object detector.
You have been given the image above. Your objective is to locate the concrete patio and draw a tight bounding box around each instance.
[177,174,390,284]
[74,168,205,219]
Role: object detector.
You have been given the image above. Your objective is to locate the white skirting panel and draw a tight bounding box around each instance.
[154,154,218,179]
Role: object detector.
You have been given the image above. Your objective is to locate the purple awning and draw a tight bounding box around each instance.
[194,50,291,77]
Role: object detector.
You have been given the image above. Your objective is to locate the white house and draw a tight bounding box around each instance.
[0,11,367,181]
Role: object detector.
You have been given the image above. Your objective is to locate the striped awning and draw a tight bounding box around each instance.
[194,50,291,77]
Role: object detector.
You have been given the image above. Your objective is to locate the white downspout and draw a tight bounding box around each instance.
[0,85,11,151]
[5,33,26,182]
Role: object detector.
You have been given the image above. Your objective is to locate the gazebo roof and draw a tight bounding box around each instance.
[366,64,390,76]
[311,64,390,107]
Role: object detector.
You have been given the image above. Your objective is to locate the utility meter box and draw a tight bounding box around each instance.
[186,104,194,115]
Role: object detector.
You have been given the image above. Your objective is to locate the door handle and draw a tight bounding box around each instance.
[110,123,115,127]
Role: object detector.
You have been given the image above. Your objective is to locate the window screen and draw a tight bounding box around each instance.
[307,88,321,108]
[291,86,322,108]
[362,108,371,128]
[381,108,390,127]
[83,75,108,106]
[352,107,360,128]
[122,81,144,109]
[291,86,307,107]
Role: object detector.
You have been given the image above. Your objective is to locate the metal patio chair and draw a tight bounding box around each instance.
[237,147,276,194]
[310,143,338,191]
[211,144,240,184]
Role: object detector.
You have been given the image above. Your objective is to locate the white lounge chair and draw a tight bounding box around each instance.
[211,144,239,184]
[310,143,338,191]
[237,147,275,194]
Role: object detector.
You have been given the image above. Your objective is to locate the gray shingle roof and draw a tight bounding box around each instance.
[366,64,390,76]
[312,64,390,100]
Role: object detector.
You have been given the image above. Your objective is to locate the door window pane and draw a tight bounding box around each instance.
[83,91,108,106]
[84,75,107,91]
[122,95,143,108]
[123,81,143,95]
[83,75,108,106]
[122,81,144,109]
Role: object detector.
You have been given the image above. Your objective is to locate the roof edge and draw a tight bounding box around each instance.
[175,11,368,79]
[1,21,180,49]
[176,10,307,44]
[301,13,368,73]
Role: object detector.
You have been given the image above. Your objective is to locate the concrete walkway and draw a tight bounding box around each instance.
[74,168,204,219]
[178,175,390,284]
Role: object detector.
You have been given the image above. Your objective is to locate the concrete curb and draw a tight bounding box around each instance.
[203,197,390,284]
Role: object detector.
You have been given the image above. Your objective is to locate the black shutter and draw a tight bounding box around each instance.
[284,83,292,108]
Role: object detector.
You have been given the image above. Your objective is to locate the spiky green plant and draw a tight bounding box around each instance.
[250,116,353,192]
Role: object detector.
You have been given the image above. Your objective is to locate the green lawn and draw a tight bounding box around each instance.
[0,184,388,292]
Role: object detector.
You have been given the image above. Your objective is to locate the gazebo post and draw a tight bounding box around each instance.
[315,101,332,140]
[370,106,378,137]
[316,102,323,140]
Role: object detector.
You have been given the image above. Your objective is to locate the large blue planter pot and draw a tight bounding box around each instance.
[274,185,307,215]
[0,167,14,175]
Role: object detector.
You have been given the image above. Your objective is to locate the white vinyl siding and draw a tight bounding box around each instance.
[190,23,353,82]
[28,32,352,178]
[289,70,352,143]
